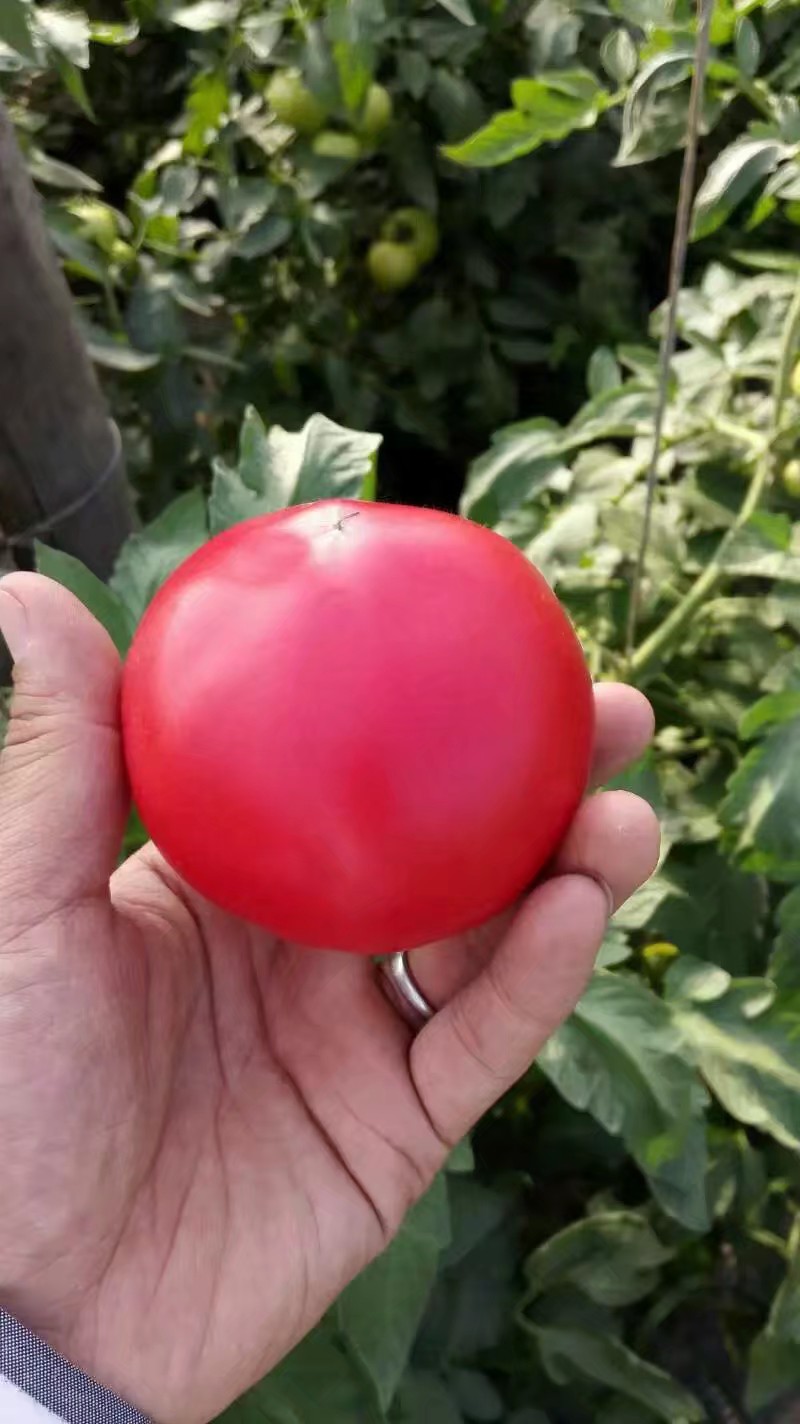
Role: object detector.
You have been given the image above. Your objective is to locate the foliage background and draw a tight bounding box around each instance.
[5,0,800,1419]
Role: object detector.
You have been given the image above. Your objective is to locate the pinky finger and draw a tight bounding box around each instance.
[409,874,609,1148]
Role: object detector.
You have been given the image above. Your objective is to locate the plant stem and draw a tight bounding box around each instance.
[624,0,715,656]
[630,278,800,680]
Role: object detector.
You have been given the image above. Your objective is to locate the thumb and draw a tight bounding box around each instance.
[0,572,128,928]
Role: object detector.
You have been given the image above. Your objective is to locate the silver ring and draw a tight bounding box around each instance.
[379,951,435,1031]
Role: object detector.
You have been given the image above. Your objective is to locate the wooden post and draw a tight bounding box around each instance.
[0,101,133,580]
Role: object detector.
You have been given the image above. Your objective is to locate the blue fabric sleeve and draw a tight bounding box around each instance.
[0,1309,151,1424]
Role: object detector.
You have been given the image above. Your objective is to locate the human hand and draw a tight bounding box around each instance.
[0,572,659,1424]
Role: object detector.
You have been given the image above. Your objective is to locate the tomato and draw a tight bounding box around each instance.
[311,130,363,160]
[367,240,419,292]
[783,458,800,497]
[357,82,393,139]
[266,69,327,135]
[122,501,593,954]
[382,207,439,265]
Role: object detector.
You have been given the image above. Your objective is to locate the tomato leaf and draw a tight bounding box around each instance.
[747,1220,800,1413]
[335,1175,451,1410]
[35,544,135,656]
[692,138,789,241]
[538,971,710,1230]
[110,489,208,625]
[0,0,37,61]
[523,1325,703,1421]
[442,70,611,168]
[209,407,382,534]
[721,699,800,879]
[522,1211,673,1308]
[668,967,800,1152]
[433,0,476,25]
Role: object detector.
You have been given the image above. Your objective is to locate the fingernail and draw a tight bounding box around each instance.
[0,587,29,661]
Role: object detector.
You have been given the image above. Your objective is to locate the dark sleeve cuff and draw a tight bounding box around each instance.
[0,1309,151,1423]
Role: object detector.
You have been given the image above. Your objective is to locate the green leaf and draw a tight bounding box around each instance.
[600,27,638,85]
[219,1312,380,1424]
[84,333,160,372]
[209,408,381,535]
[615,49,693,166]
[692,138,788,241]
[525,1325,702,1421]
[526,0,581,71]
[27,150,99,191]
[0,0,36,60]
[443,70,611,168]
[523,1211,673,1307]
[35,544,134,656]
[233,214,292,260]
[167,0,238,29]
[88,18,138,44]
[395,1371,464,1424]
[434,0,476,24]
[538,971,709,1230]
[735,15,760,77]
[587,346,622,397]
[184,72,228,156]
[747,1218,800,1413]
[241,13,280,61]
[770,885,800,989]
[34,4,90,66]
[644,846,767,977]
[110,490,208,626]
[336,1175,450,1410]
[721,699,800,879]
[668,969,800,1151]
[460,420,567,528]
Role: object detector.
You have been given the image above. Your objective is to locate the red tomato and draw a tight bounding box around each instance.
[122,501,594,953]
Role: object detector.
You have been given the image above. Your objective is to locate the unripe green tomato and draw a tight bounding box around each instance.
[791,359,800,400]
[357,82,393,139]
[783,459,800,497]
[266,69,327,135]
[312,129,363,160]
[367,240,420,293]
[382,207,439,265]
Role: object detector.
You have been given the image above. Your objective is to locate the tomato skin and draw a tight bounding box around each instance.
[266,69,327,135]
[783,459,800,497]
[122,501,594,953]
[383,207,439,265]
[357,82,393,138]
[367,240,419,292]
[312,130,363,160]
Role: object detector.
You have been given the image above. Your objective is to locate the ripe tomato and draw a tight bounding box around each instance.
[122,501,594,953]
[367,240,419,292]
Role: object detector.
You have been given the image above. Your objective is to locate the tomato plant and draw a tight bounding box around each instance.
[122,500,593,952]
[8,0,800,1418]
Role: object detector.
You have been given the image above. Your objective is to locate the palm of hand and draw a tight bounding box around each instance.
[0,573,658,1424]
[1,849,453,1424]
